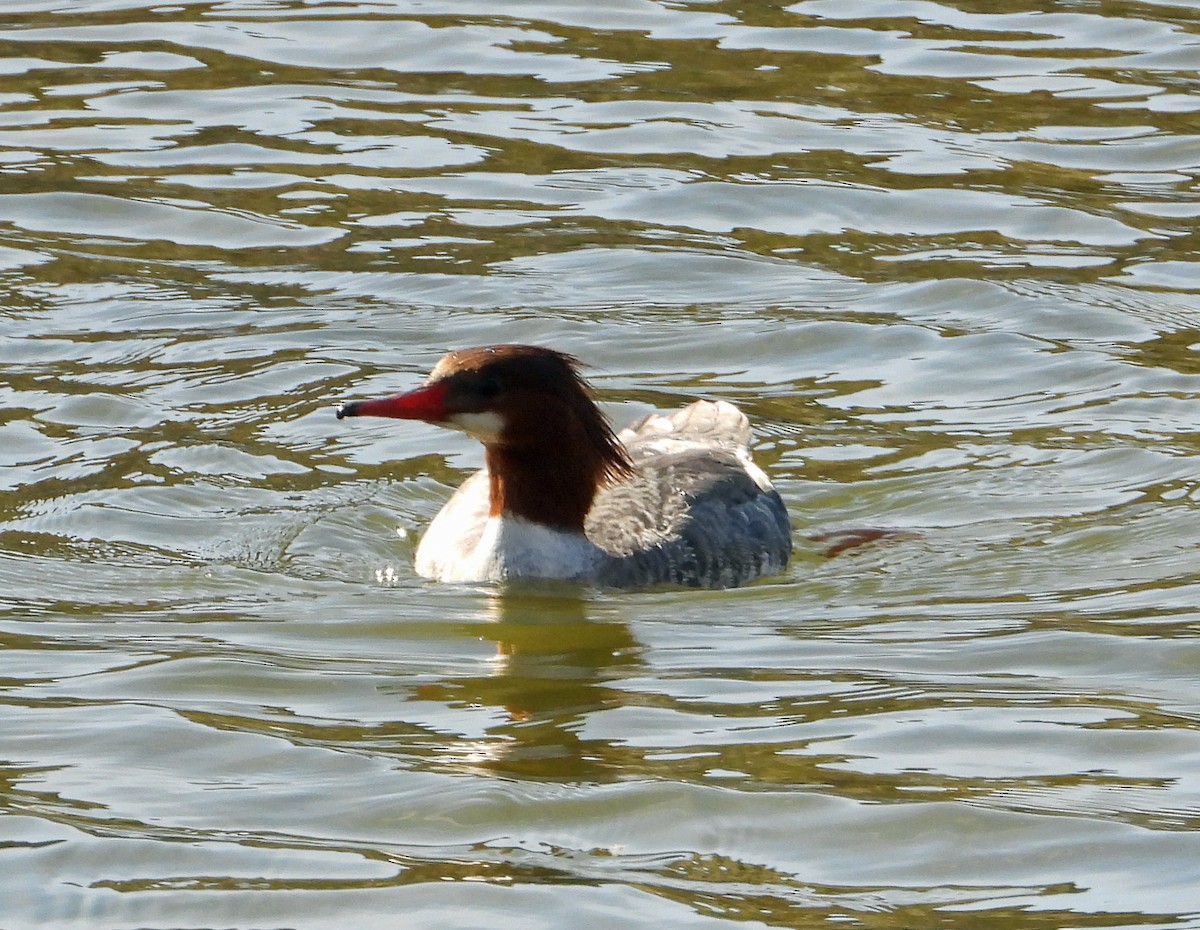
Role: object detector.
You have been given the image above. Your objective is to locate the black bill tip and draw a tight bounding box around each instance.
[335,401,359,420]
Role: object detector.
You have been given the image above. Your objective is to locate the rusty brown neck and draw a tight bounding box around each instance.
[484,442,601,532]
[482,402,632,531]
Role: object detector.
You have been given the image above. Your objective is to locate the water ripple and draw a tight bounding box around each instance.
[3,0,1200,927]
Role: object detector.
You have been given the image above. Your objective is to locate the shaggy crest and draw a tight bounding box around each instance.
[432,344,634,488]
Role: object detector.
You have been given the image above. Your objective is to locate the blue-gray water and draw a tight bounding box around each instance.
[2,1,1200,928]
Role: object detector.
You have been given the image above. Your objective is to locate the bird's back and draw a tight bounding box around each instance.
[587,400,792,588]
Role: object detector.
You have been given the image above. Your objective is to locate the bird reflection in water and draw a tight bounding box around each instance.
[412,590,641,782]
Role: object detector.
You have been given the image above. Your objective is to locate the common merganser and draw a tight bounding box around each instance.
[336,345,792,588]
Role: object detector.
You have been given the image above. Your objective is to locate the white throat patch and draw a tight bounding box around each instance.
[446,410,505,443]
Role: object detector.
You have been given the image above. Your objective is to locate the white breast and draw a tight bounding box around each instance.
[416,512,605,583]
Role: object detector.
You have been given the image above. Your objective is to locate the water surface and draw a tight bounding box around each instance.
[2,1,1200,927]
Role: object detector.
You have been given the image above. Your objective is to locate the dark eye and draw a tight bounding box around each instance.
[476,375,502,398]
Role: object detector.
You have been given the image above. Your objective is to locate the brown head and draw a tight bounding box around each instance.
[337,345,634,529]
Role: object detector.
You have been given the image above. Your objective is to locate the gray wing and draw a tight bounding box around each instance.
[587,401,792,589]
